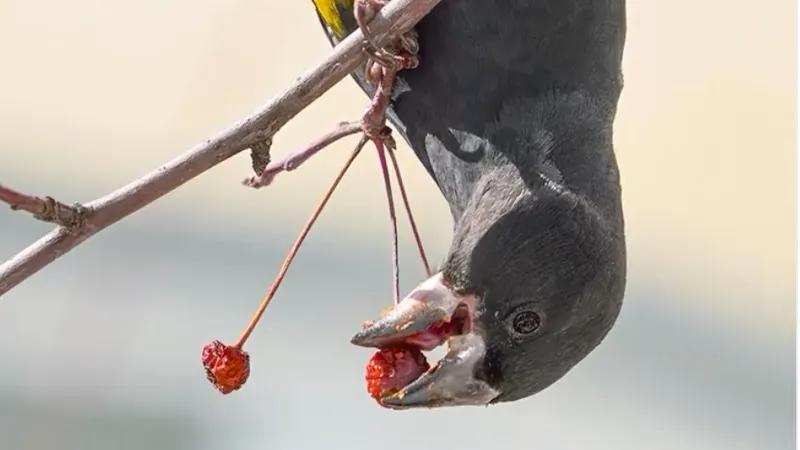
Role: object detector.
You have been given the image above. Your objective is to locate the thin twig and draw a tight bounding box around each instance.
[243,121,362,188]
[0,184,88,228]
[235,137,367,348]
[0,0,443,297]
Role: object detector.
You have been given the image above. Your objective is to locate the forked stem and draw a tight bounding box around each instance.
[374,139,400,305]
[234,137,368,349]
[386,147,431,277]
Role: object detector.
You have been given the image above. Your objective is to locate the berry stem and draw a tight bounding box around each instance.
[374,139,400,306]
[386,147,431,277]
[234,137,368,349]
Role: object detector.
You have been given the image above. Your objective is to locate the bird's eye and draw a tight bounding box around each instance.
[504,307,542,339]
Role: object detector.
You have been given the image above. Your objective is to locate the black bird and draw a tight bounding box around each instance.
[313,0,628,408]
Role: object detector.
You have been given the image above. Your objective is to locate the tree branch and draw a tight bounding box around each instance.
[0,0,442,297]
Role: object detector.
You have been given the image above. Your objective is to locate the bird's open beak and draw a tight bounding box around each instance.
[351,273,500,408]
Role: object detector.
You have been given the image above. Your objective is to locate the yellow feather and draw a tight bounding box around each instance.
[312,0,355,39]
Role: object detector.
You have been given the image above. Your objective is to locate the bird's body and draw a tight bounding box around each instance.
[314,0,625,221]
[315,0,629,407]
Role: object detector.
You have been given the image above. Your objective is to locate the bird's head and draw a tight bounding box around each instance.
[351,165,626,408]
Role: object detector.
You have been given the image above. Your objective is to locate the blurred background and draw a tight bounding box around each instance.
[0,0,795,449]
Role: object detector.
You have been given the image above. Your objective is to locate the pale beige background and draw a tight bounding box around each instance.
[0,0,795,449]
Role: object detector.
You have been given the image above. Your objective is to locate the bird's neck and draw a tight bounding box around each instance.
[438,108,621,292]
[430,90,620,226]
[442,163,534,289]
[419,131,538,224]
[434,134,548,225]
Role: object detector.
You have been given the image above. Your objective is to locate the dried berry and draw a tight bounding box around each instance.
[365,346,429,404]
[201,340,250,394]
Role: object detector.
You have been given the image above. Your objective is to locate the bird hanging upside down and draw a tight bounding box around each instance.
[306,0,629,409]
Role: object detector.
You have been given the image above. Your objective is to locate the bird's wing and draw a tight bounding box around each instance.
[310,0,412,104]
[310,0,376,97]
[311,0,356,47]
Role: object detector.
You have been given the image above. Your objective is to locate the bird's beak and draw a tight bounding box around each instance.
[351,273,460,350]
[351,273,500,408]
[380,332,500,408]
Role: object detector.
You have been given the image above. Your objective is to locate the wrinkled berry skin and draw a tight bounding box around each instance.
[202,340,250,394]
[365,346,429,405]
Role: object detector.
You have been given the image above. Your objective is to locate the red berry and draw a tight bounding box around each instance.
[201,340,250,394]
[365,346,429,404]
